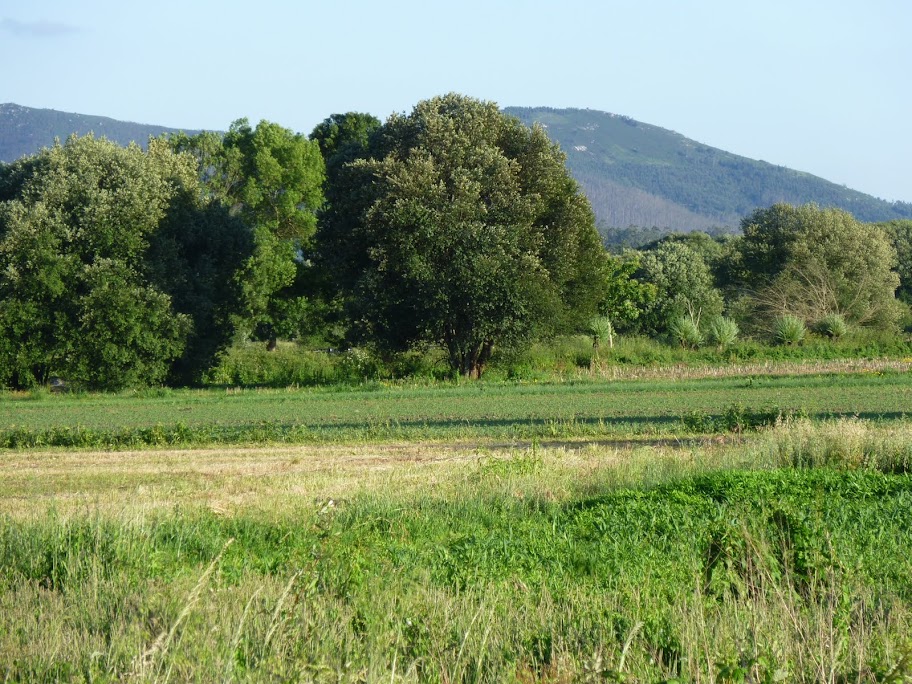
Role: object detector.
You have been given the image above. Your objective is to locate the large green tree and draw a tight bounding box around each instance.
[0,135,249,389]
[733,204,901,329]
[310,112,381,171]
[318,94,605,377]
[171,120,325,347]
[305,113,384,343]
[597,252,656,333]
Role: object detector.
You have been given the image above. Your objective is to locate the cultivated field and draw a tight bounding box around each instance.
[2,360,910,448]
[2,366,912,682]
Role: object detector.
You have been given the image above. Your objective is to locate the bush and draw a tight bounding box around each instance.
[336,348,383,382]
[682,403,809,433]
[668,316,704,349]
[705,316,739,349]
[203,343,337,386]
[773,315,806,345]
[814,313,849,340]
[587,316,615,352]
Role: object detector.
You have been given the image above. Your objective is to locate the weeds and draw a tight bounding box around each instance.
[681,403,809,434]
[3,448,912,681]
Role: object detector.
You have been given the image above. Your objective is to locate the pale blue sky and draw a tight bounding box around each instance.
[1,0,909,201]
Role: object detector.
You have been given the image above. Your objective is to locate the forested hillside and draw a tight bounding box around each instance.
[505,106,912,230]
[4,102,910,234]
[0,103,199,161]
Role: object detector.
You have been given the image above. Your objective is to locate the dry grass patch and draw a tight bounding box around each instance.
[0,438,742,521]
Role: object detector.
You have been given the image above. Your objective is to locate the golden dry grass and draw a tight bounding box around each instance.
[582,356,912,381]
[0,438,738,521]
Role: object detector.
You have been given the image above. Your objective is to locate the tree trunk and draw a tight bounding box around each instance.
[475,341,493,379]
[266,337,278,352]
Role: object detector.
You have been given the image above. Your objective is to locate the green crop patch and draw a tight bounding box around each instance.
[2,370,910,448]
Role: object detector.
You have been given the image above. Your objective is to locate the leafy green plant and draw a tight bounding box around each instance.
[588,316,615,352]
[669,316,704,349]
[814,313,849,340]
[773,315,806,346]
[682,403,809,433]
[336,348,381,382]
[706,316,740,349]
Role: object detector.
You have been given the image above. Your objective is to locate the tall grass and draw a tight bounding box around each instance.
[2,424,912,680]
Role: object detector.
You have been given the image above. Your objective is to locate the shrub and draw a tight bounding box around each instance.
[588,316,615,351]
[669,316,704,349]
[682,403,809,433]
[705,316,739,349]
[773,315,806,345]
[815,313,849,340]
[336,348,382,382]
[203,343,337,386]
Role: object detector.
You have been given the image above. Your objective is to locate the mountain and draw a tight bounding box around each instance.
[3,102,909,232]
[0,103,200,162]
[504,106,912,230]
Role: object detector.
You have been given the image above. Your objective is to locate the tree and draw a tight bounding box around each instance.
[597,252,655,333]
[0,135,254,389]
[641,230,726,269]
[310,112,381,170]
[0,137,194,388]
[733,204,901,329]
[636,241,724,334]
[318,94,605,378]
[145,190,253,385]
[875,219,912,304]
[305,113,383,344]
[171,120,325,348]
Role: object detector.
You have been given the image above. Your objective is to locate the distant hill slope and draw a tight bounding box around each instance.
[505,106,912,230]
[4,103,909,232]
[0,103,200,162]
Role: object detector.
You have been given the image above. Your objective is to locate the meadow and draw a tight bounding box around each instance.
[3,363,912,682]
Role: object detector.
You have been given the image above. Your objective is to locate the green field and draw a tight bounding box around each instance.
[3,366,912,681]
[2,368,911,448]
[2,420,912,681]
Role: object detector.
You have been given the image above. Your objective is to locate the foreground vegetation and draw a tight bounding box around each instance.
[2,420,912,682]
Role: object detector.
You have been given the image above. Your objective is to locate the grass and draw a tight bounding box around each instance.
[2,420,912,681]
[1,365,911,449]
[4,358,912,680]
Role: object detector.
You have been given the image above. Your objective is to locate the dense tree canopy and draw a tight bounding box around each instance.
[876,219,912,304]
[317,94,606,377]
[636,241,724,334]
[2,97,909,391]
[171,120,325,346]
[310,112,381,171]
[733,204,901,329]
[0,136,249,389]
[597,253,656,333]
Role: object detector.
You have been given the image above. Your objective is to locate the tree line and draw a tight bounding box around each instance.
[0,94,909,390]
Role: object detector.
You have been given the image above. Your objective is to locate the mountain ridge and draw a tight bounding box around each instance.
[504,106,911,229]
[0,102,202,162]
[3,102,908,231]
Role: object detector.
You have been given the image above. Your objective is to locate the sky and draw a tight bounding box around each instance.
[1,0,909,202]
